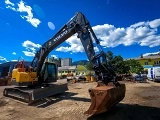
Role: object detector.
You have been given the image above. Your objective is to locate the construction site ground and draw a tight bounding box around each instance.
[0,80,160,120]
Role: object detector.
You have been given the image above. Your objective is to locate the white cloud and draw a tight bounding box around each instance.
[55,18,160,53]
[5,0,14,6]
[22,51,35,57]
[94,46,99,53]
[12,52,16,55]
[10,60,18,62]
[51,55,58,59]
[130,22,146,28]
[0,56,7,62]
[22,40,41,57]
[139,35,160,47]
[22,40,41,49]
[56,35,84,53]
[149,19,160,28]
[6,5,16,11]
[5,0,16,11]
[5,0,41,27]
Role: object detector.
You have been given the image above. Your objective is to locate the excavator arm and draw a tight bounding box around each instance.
[30,12,125,115]
[31,12,117,85]
[4,12,126,115]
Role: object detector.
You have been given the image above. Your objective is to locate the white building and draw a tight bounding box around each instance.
[61,58,72,66]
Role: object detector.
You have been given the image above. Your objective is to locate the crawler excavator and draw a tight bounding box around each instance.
[3,12,126,115]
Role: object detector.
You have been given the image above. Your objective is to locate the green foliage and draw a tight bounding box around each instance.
[105,51,126,74]
[113,55,127,74]
[76,50,144,75]
[86,62,93,71]
[76,65,87,71]
[125,59,144,73]
[105,51,143,74]
[106,51,114,61]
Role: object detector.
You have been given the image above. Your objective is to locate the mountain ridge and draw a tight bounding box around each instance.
[72,60,88,65]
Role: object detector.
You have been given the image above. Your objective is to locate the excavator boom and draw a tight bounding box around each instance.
[3,12,126,115]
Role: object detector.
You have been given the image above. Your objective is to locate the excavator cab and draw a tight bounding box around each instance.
[41,62,58,83]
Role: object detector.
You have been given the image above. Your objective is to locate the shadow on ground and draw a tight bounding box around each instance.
[87,103,160,120]
[31,92,91,108]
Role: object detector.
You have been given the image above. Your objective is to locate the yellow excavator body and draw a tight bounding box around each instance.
[11,68,38,83]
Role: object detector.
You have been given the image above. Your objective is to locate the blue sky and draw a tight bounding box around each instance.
[0,0,160,63]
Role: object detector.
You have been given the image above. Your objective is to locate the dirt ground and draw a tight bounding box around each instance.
[0,80,160,120]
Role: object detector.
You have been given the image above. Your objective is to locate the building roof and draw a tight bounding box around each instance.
[135,55,160,60]
[125,55,160,60]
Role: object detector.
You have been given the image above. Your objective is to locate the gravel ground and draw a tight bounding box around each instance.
[0,80,160,120]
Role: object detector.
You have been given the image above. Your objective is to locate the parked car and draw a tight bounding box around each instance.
[77,75,86,82]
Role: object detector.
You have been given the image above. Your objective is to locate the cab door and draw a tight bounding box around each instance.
[43,62,58,83]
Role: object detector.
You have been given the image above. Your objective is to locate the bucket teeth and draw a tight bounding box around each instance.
[84,82,126,115]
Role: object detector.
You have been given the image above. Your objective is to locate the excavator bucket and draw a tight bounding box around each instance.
[84,82,126,115]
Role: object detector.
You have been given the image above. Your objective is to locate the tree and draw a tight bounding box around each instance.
[85,50,144,75]
[105,51,128,74]
[86,62,93,71]
[105,51,114,65]
[113,55,128,74]
[125,59,143,73]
